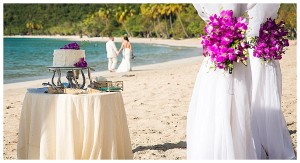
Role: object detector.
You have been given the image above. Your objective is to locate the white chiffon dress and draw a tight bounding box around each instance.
[248,4,296,159]
[186,4,257,159]
[116,48,131,72]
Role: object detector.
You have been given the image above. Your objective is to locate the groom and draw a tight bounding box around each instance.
[106,36,119,72]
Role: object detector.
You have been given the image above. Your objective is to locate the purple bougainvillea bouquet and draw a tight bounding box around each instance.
[74,58,88,68]
[201,10,250,74]
[251,18,289,62]
[60,42,80,50]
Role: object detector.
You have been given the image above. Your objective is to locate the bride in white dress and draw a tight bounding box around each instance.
[186,4,257,159]
[248,4,296,159]
[116,36,132,73]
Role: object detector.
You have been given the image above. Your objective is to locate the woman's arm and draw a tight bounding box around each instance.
[112,42,118,54]
[117,43,124,55]
[129,43,133,54]
[130,43,135,60]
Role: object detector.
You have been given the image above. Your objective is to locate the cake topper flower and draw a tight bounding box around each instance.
[250,18,289,62]
[201,10,249,74]
[74,58,88,67]
[60,42,80,50]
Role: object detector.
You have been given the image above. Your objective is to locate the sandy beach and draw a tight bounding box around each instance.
[2,37,297,159]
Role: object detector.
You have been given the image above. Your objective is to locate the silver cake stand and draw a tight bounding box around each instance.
[47,66,95,89]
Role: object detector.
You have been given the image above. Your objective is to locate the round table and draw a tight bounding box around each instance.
[17,91,133,159]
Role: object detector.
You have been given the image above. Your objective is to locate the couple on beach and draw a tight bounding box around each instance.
[106,36,135,73]
[186,3,295,160]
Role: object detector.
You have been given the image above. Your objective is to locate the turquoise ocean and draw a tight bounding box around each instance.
[4,38,201,84]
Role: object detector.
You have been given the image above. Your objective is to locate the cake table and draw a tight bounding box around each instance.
[17,91,133,159]
[47,66,94,89]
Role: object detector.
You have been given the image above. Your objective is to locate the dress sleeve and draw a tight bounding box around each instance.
[247,4,280,37]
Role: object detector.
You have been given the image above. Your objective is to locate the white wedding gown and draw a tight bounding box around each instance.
[116,48,131,72]
[186,4,257,159]
[248,4,295,159]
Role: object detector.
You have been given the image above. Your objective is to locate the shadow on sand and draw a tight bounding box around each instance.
[132,141,186,153]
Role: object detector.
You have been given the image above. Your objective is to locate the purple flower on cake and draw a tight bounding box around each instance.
[60,42,80,50]
[251,18,289,61]
[74,58,88,67]
[201,10,249,74]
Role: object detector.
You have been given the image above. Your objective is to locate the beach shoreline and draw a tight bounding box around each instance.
[5,34,297,48]
[3,37,297,160]
[4,34,297,48]
[4,35,202,48]
[3,56,202,90]
[4,35,203,85]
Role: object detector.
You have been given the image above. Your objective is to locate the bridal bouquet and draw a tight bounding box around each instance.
[201,10,249,74]
[251,18,289,62]
[61,42,80,50]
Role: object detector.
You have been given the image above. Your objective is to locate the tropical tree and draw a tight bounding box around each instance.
[183,4,205,37]
[97,5,112,30]
[140,4,160,37]
[158,4,170,38]
[81,12,105,37]
[26,22,35,34]
[35,22,43,30]
[114,5,136,37]
[126,15,152,37]
[166,4,175,37]
[170,4,189,38]
[276,3,297,39]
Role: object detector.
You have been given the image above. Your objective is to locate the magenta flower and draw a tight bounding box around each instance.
[220,10,233,18]
[201,10,249,73]
[60,42,80,50]
[74,58,88,67]
[251,18,289,61]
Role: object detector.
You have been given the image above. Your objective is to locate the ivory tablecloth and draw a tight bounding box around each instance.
[17,91,133,159]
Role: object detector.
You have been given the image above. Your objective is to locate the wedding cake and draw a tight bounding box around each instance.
[53,49,85,67]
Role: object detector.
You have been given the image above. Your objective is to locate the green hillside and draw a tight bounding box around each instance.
[3,3,297,39]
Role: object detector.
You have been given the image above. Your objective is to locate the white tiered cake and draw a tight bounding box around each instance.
[53,49,85,67]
